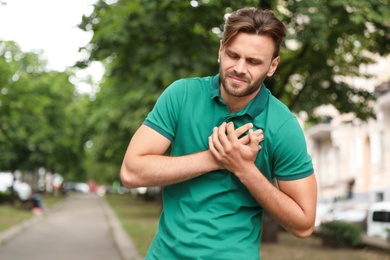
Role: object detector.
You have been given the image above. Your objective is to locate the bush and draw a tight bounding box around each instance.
[320,221,363,248]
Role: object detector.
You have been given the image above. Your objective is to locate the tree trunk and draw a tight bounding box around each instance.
[259,0,272,9]
[261,212,279,243]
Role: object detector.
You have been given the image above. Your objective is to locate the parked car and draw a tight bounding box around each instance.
[331,208,367,223]
[367,201,390,240]
[0,172,13,193]
[63,182,90,194]
[315,202,368,230]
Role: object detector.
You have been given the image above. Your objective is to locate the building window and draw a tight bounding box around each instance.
[373,211,390,223]
[376,192,384,202]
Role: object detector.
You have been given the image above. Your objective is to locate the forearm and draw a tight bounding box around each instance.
[237,165,316,238]
[120,150,219,188]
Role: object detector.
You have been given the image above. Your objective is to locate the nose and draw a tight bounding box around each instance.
[233,58,247,74]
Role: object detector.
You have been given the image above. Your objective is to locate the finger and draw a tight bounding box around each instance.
[211,126,224,154]
[248,129,261,151]
[239,135,250,145]
[226,122,239,143]
[256,130,264,143]
[208,135,221,160]
[258,134,264,145]
[217,122,230,148]
[239,128,263,145]
[254,129,263,137]
[234,123,253,138]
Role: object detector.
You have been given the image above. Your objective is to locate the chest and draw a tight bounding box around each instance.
[171,102,273,180]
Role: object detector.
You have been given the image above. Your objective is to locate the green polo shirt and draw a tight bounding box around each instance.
[143,74,313,260]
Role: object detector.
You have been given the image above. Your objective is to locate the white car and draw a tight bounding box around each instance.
[367,201,390,240]
[0,172,13,192]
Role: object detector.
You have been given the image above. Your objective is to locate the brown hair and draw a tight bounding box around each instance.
[221,8,286,58]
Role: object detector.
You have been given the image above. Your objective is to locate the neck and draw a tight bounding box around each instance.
[227,100,248,113]
[221,89,260,113]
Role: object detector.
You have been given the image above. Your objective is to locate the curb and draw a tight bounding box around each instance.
[101,197,144,260]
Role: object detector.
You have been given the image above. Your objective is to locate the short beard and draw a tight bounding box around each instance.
[220,68,264,98]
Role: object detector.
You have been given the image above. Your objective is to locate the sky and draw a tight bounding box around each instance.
[0,0,103,91]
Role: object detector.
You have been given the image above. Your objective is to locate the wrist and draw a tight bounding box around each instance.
[234,163,259,182]
[203,150,223,171]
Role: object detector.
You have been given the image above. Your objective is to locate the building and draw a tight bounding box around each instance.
[306,81,390,205]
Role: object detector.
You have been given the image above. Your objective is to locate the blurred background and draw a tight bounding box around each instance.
[0,0,389,259]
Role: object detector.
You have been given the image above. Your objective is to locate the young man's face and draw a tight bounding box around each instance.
[218,32,280,98]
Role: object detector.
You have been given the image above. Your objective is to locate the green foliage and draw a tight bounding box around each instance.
[0,40,89,179]
[320,221,363,248]
[269,0,389,120]
[77,0,390,169]
[78,0,261,167]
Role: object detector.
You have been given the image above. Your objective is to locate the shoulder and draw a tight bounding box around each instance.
[268,94,294,119]
[167,76,214,92]
[255,91,299,134]
[159,76,214,104]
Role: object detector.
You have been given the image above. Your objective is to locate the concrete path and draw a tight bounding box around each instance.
[0,193,143,260]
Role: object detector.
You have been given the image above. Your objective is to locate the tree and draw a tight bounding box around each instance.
[268,0,389,121]
[0,40,88,181]
[78,0,389,167]
[78,0,261,168]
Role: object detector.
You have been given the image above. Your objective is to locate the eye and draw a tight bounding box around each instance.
[247,59,262,65]
[227,52,239,59]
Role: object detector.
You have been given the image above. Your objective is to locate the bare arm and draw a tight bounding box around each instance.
[240,167,317,238]
[209,122,317,238]
[120,125,217,188]
[120,123,261,188]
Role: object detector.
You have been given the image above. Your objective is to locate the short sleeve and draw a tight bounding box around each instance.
[273,117,314,180]
[143,79,185,141]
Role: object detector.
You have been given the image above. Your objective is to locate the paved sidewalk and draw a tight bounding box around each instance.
[0,193,143,260]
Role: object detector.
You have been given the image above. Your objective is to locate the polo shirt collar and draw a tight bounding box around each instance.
[210,74,269,118]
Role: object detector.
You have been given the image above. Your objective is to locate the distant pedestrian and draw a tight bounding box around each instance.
[14,180,44,215]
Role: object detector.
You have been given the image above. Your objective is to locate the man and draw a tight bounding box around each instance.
[120,7,317,259]
[14,179,44,215]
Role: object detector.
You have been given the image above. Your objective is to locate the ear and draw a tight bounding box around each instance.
[267,56,280,77]
[218,40,223,63]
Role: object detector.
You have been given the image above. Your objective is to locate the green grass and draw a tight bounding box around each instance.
[0,205,32,232]
[107,193,390,259]
[0,193,64,232]
[105,193,160,256]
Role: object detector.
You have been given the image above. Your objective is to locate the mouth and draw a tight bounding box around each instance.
[228,75,248,85]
